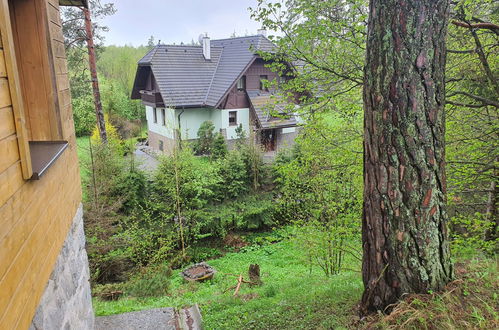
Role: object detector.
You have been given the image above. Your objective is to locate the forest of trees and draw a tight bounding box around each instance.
[66,0,497,328]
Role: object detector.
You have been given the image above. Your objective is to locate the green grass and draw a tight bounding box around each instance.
[93,237,363,329]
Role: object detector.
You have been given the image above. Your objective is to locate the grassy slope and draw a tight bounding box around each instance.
[93,238,363,329]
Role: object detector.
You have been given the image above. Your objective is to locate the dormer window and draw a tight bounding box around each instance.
[259,75,268,91]
[237,76,246,91]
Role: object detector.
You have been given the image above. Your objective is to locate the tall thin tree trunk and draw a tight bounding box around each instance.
[485,155,498,240]
[361,0,453,315]
[84,7,107,144]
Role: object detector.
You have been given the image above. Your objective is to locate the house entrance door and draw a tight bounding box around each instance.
[261,129,277,151]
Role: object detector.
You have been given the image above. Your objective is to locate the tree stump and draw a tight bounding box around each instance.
[248,264,261,285]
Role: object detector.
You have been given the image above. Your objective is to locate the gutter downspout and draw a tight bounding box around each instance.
[177,107,185,149]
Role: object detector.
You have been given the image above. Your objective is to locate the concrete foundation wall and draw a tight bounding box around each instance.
[29,204,94,330]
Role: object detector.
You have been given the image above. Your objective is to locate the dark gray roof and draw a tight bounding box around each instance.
[247,90,297,129]
[133,35,275,107]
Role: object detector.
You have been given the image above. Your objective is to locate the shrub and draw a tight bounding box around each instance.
[194,121,216,155]
[91,115,125,155]
[219,149,249,199]
[212,132,228,160]
[125,264,172,297]
[72,95,96,136]
[450,213,498,258]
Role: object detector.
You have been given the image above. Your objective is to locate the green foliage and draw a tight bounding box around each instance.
[273,113,362,225]
[125,264,173,298]
[211,133,228,160]
[93,236,363,330]
[450,214,498,258]
[72,95,96,136]
[188,193,276,239]
[292,216,360,277]
[101,77,144,121]
[91,115,125,155]
[154,147,222,210]
[219,149,249,199]
[194,121,216,155]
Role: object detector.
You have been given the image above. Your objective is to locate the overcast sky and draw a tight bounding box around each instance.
[100,0,264,46]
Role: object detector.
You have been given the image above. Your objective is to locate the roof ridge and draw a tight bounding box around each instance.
[203,47,224,106]
[212,35,263,42]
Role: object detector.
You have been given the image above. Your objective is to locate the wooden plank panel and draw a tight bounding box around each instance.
[15,182,81,330]
[0,106,15,139]
[0,0,32,178]
[0,134,19,174]
[0,77,11,108]
[47,2,61,27]
[54,57,68,75]
[0,162,24,207]
[48,20,64,42]
[56,73,69,91]
[0,50,6,77]
[52,39,65,58]
[59,88,71,108]
[47,0,59,9]
[0,161,80,326]
[10,0,53,141]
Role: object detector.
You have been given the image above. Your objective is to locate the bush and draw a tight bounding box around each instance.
[212,132,228,160]
[219,149,249,199]
[450,214,498,258]
[194,121,216,155]
[91,115,125,155]
[72,95,96,136]
[125,264,172,297]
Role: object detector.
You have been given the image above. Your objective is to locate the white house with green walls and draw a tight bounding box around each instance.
[132,34,300,155]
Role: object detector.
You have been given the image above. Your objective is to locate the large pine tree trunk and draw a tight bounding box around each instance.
[361,0,453,314]
[84,7,107,144]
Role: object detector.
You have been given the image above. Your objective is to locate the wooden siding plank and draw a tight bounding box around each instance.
[52,39,65,58]
[0,162,24,207]
[56,72,70,91]
[0,50,6,77]
[48,19,64,42]
[54,57,68,75]
[0,106,15,139]
[0,160,80,327]
[0,0,32,179]
[0,77,11,108]
[47,2,61,27]
[0,134,19,174]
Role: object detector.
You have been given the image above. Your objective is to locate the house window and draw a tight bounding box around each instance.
[259,75,268,91]
[161,108,166,126]
[0,0,72,179]
[153,107,157,123]
[237,76,246,91]
[228,111,237,126]
[159,140,164,151]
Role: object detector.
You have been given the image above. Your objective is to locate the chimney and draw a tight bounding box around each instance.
[257,28,267,37]
[202,34,211,60]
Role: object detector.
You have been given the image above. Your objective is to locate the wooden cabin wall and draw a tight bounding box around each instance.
[0,0,81,328]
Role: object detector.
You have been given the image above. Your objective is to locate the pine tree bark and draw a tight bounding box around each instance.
[361,0,453,315]
[84,7,107,144]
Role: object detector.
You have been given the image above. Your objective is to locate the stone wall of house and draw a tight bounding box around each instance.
[149,130,176,155]
[29,204,94,330]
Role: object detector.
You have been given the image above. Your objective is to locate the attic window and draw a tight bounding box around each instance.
[229,111,237,126]
[237,76,246,91]
[259,75,268,91]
